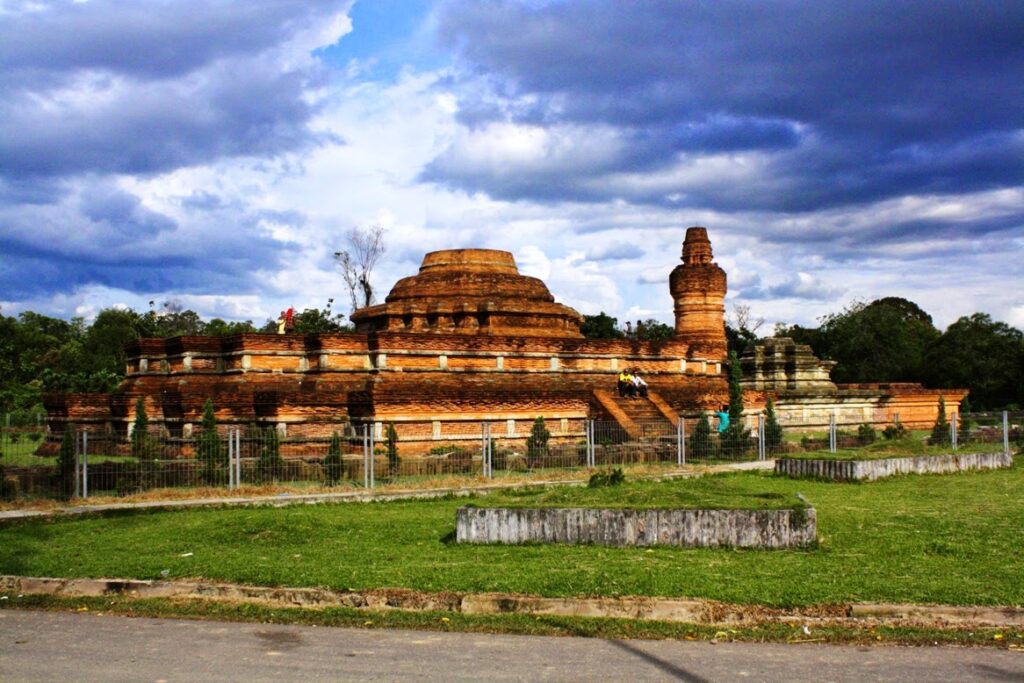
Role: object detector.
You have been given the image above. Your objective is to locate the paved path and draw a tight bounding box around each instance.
[1,609,1021,682]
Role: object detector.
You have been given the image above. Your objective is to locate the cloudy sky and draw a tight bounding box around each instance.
[2,0,1022,331]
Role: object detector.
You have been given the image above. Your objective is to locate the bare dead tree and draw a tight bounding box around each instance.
[729,304,765,335]
[334,225,386,313]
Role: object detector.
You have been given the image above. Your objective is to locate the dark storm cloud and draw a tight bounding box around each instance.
[430,0,1024,213]
[0,182,300,300]
[0,0,344,180]
[0,0,344,306]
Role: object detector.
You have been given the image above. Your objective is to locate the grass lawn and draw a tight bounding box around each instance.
[471,476,803,510]
[782,436,1008,461]
[1,459,1022,608]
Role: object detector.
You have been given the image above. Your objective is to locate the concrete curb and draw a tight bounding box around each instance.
[0,461,776,521]
[3,575,1022,629]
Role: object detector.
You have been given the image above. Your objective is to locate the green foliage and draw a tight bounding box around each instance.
[763,397,784,450]
[580,312,624,339]
[721,350,751,455]
[725,324,759,356]
[857,423,877,445]
[929,396,951,445]
[957,396,972,444]
[882,423,908,440]
[525,417,551,463]
[687,412,714,458]
[130,397,154,460]
[196,399,226,482]
[779,297,939,384]
[587,467,625,488]
[323,432,343,486]
[58,428,76,498]
[637,319,674,341]
[923,313,1024,410]
[257,427,284,482]
[385,422,400,477]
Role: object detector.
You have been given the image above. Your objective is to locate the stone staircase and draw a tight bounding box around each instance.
[593,389,677,440]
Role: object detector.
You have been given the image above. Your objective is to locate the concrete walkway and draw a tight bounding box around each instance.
[0,460,775,521]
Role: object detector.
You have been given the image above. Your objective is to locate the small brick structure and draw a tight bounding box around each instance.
[455,505,816,549]
[775,451,1013,482]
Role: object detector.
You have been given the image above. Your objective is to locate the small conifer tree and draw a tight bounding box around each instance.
[385,422,400,477]
[257,426,283,482]
[930,396,951,445]
[58,427,76,498]
[323,431,343,486]
[196,399,226,483]
[687,412,714,458]
[958,395,972,444]
[131,396,151,460]
[764,396,784,451]
[525,417,551,465]
[721,350,752,457]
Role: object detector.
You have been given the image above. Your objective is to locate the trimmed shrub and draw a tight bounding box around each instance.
[688,412,714,458]
[857,423,876,445]
[323,431,343,486]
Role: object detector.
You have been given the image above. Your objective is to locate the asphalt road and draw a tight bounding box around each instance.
[1,609,1022,682]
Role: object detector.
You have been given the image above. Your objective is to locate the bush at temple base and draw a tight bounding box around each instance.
[688,412,714,458]
[323,432,343,486]
[929,396,951,446]
[526,417,551,467]
[197,399,226,484]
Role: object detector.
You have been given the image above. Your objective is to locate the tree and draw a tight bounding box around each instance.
[57,426,76,498]
[778,298,939,384]
[763,396,784,451]
[323,431,343,486]
[196,399,226,483]
[581,312,624,339]
[385,422,400,477]
[334,225,386,314]
[131,397,152,460]
[257,426,283,482]
[930,396,950,446]
[958,395,973,444]
[923,314,1024,410]
[721,349,751,456]
[525,417,551,465]
[726,305,764,355]
[687,412,713,458]
[637,319,674,342]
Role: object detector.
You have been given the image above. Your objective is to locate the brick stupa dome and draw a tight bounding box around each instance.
[350,249,584,337]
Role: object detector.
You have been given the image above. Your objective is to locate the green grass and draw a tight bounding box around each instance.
[472,476,801,510]
[1,459,1022,607]
[783,436,1007,461]
[3,593,1021,648]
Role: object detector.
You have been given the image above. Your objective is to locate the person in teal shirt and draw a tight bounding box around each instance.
[716,405,730,433]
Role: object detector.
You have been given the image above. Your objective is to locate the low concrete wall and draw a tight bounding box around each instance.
[776,451,1013,482]
[456,506,816,549]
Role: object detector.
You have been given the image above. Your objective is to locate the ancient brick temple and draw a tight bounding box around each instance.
[44,227,962,449]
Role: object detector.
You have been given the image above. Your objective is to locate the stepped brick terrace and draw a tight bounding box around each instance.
[44,227,964,452]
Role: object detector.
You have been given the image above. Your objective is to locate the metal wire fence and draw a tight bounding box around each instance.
[1,411,1019,501]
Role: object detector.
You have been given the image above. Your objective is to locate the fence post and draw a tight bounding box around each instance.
[590,420,596,468]
[586,420,594,468]
[676,418,683,466]
[1004,411,1010,457]
[81,430,89,499]
[362,424,369,489]
[951,413,958,452]
[235,427,240,489]
[369,424,376,489]
[228,428,236,489]
[73,431,81,499]
[681,418,686,465]
[829,413,837,454]
[757,413,765,461]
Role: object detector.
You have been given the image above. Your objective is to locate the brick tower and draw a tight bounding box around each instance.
[669,227,727,354]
